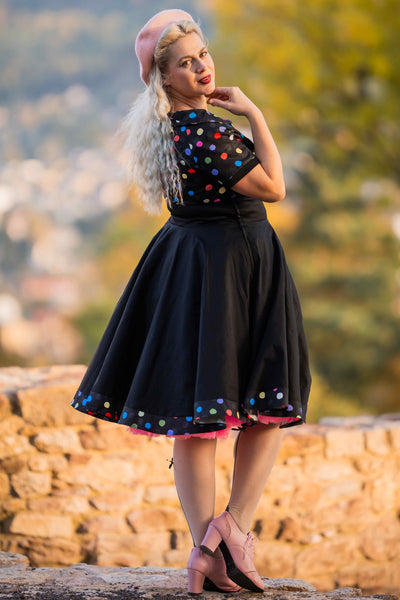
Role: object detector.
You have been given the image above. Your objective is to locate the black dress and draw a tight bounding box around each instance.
[70,108,312,440]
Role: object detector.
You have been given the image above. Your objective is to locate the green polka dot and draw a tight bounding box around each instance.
[204,157,212,164]
[209,408,217,414]
[130,423,138,428]
[159,420,166,427]
[189,143,193,149]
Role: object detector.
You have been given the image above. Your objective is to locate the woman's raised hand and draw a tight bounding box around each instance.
[206,86,258,118]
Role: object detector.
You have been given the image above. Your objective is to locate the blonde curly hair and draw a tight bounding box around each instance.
[116,19,207,215]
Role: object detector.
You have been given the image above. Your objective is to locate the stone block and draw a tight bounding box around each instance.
[0,455,28,474]
[22,536,81,567]
[127,507,186,533]
[79,427,138,451]
[324,477,362,500]
[335,496,372,533]
[28,453,68,473]
[360,516,400,561]
[27,494,90,514]
[295,537,359,578]
[0,415,25,436]
[291,482,324,511]
[368,473,398,512]
[324,429,365,459]
[7,512,73,539]
[364,427,390,455]
[255,541,294,578]
[353,454,386,474]
[0,434,31,460]
[0,497,26,517]
[95,532,171,557]
[336,563,391,592]
[0,551,29,568]
[0,472,10,497]
[303,456,356,482]
[0,393,12,420]
[95,552,142,567]
[163,548,189,567]
[253,513,282,541]
[10,470,51,499]
[387,425,400,451]
[79,515,129,535]
[89,489,144,512]
[277,517,303,542]
[54,456,141,492]
[143,485,179,504]
[33,429,82,454]
[17,383,94,427]
[278,427,324,462]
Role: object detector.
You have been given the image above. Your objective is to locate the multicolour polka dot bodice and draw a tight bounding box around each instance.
[167,108,261,214]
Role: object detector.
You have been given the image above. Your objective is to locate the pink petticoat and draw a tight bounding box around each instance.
[126,413,298,440]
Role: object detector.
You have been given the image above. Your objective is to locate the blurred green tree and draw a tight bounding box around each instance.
[207,0,400,415]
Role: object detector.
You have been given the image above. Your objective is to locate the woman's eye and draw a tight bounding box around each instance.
[181,59,191,67]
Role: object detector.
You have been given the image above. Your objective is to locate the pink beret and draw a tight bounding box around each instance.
[135,9,195,86]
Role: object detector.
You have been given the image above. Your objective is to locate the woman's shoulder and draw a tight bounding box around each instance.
[169,108,235,131]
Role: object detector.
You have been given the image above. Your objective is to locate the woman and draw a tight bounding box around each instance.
[70,8,312,595]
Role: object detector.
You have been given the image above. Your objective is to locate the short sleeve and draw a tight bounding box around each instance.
[191,120,260,188]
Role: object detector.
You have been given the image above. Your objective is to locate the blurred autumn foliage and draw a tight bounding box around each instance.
[79,0,400,420]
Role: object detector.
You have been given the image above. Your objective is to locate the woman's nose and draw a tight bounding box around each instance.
[195,59,207,72]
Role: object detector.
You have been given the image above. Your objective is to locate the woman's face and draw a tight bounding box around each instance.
[163,32,215,109]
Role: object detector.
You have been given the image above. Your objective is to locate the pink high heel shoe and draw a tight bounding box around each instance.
[200,510,264,593]
[187,546,242,595]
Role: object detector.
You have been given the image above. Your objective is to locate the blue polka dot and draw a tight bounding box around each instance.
[167,429,174,435]
[250,398,255,406]
[219,126,226,132]
[287,404,294,411]
[87,395,92,402]
[196,406,202,413]
[122,411,127,419]
[300,407,303,414]
[185,148,191,155]
[145,422,151,429]
[235,160,242,166]
[188,190,194,196]
[186,416,193,421]
[82,398,87,406]
[217,398,224,404]
[211,169,219,176]
[181,126,186,131]
[184,432,190,435]
[209,144,216,151]
[189,112,197,118]
[193,156,198,163]
[77,391,82,396]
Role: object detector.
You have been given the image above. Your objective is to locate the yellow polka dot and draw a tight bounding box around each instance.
[219,187,226,194]
[236,148,243,154]
[197,128,204,135]
[259,391,265,399]
[104,401,110,408]
[182,173,188,179]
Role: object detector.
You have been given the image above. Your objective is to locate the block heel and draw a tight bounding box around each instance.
[199,524,222,555]
[187,568,205,595]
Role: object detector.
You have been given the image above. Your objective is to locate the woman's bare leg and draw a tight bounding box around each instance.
[226,423,284,534]
[173,437,217,547]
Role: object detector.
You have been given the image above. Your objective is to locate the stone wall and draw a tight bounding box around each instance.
[0,365,399,595]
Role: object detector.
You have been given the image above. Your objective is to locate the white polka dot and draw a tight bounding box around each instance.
[276,392,283,399]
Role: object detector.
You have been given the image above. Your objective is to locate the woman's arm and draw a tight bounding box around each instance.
[207,87,286,202]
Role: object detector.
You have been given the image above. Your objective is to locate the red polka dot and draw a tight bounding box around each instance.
[214,132,221,139]
[205,184,213,191]
[174,135,179,141]
[105,412,111,418]
[188,168,196,174]
[226,409,232,416]
[220,152,228,160]
[186,129,191,135]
